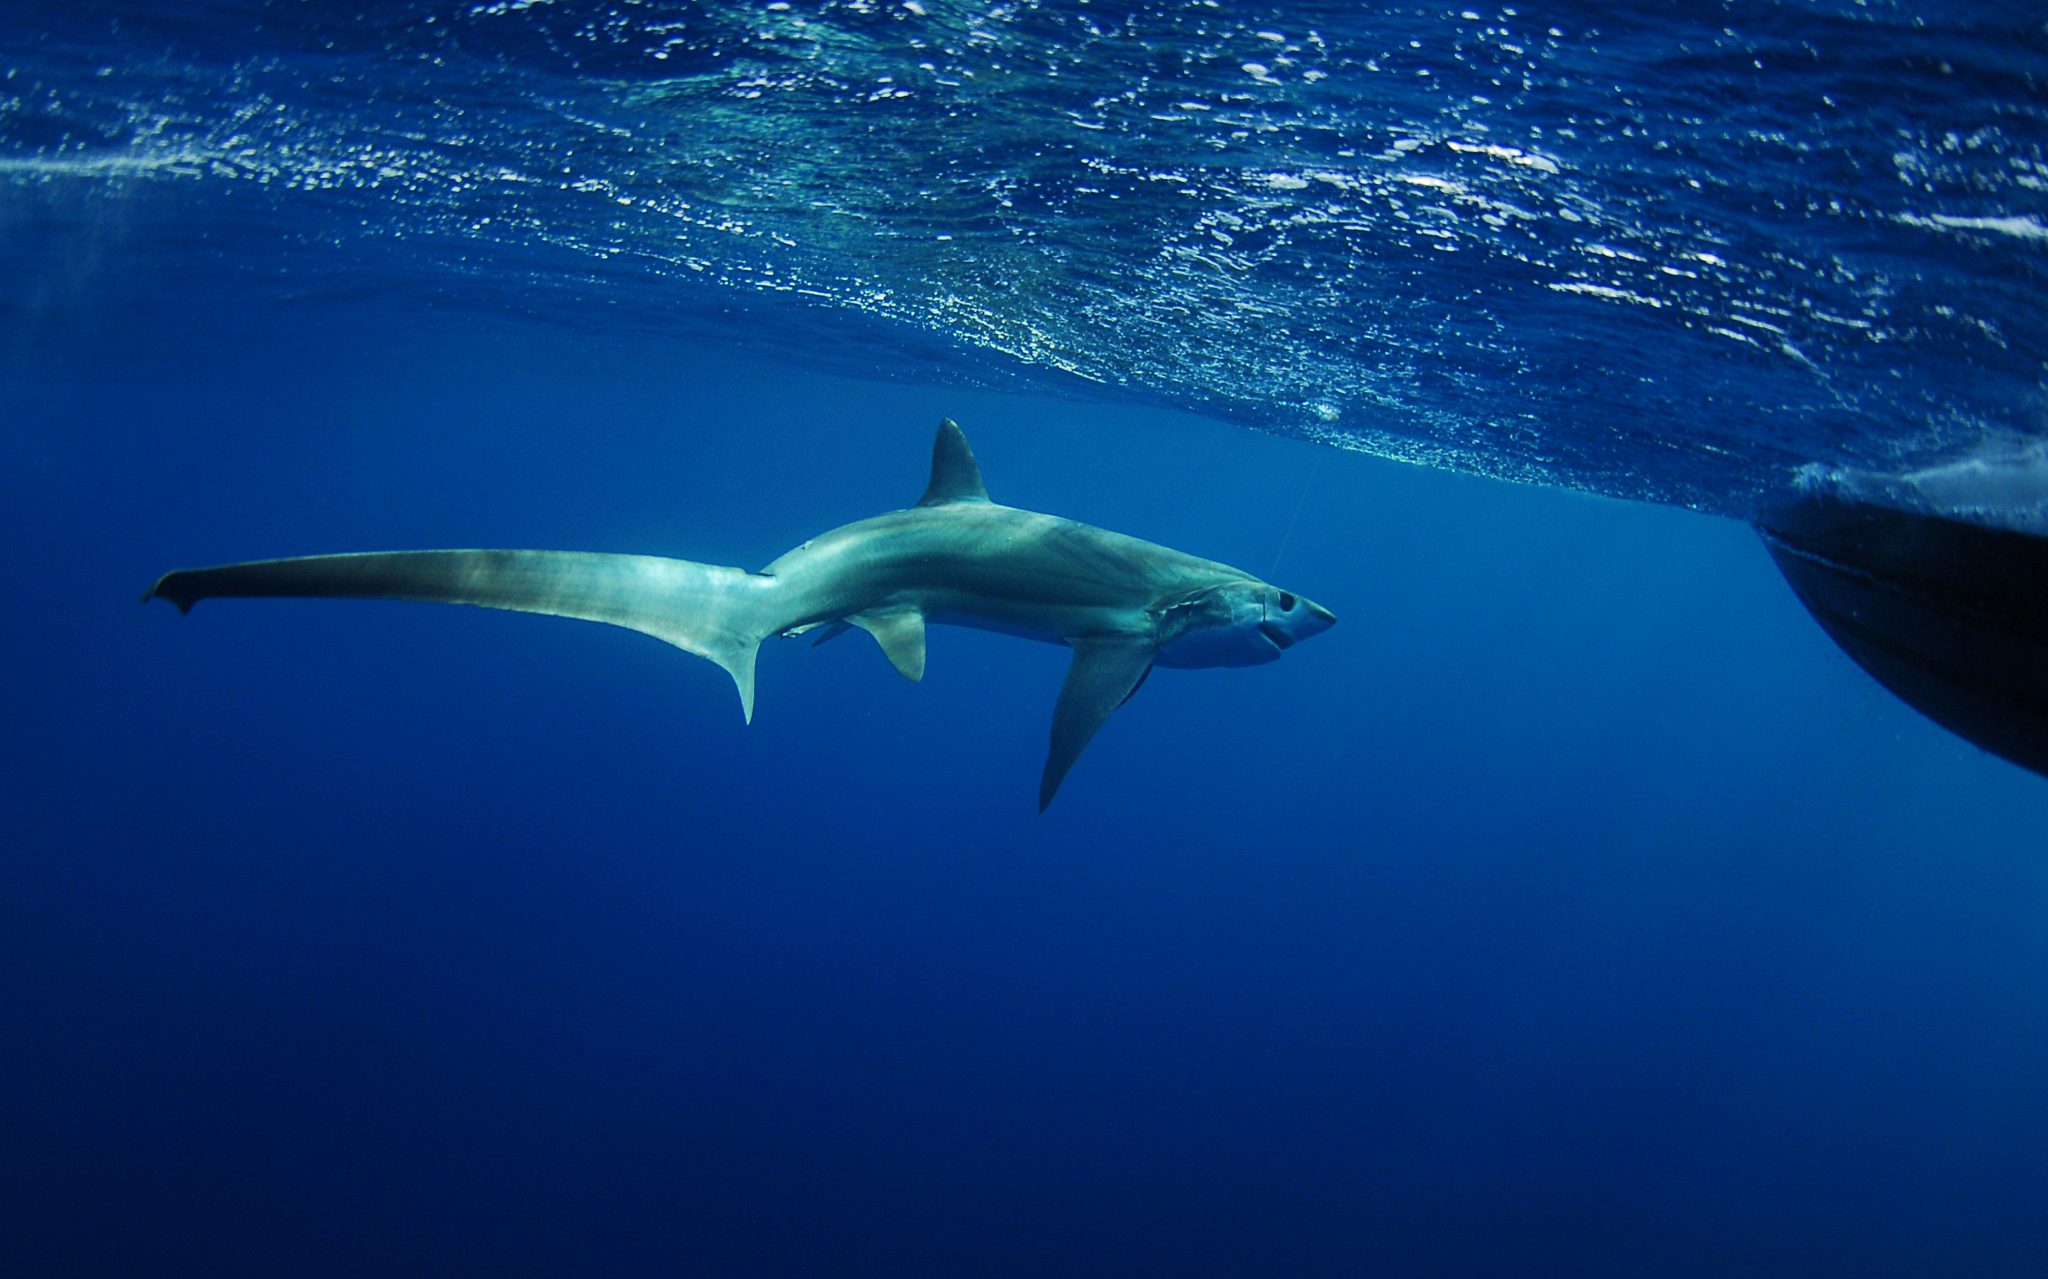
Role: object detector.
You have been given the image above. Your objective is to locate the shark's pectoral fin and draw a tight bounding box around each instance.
[850,607,927,681]
[1041,636,1155,812]
[1121,663,1152,708]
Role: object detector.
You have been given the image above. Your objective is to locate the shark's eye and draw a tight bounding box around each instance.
[1278,592,1297,611]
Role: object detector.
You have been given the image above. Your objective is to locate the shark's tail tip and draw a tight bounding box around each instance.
[143,573,196,614]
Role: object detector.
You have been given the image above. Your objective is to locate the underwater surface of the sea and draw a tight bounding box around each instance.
[4,2,2046,1275]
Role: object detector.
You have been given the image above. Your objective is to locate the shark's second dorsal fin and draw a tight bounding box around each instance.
[917,419,990,507]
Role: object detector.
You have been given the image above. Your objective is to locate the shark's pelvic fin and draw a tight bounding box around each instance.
[850,607,927,681]
[917,418,990,507]
[1041,636,1156,812]
[144,549,774,722]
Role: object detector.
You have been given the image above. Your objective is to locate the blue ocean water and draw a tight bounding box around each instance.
[3,3,2046,1276]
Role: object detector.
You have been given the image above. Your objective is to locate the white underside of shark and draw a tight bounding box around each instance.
[147,420,1335,809]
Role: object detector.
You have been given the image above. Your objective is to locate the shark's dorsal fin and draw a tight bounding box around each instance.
[917,419,990,507]
[850,607,927,681]
[1040,636,1155,811]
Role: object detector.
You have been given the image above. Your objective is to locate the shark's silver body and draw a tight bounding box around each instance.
[147,420,1334,808]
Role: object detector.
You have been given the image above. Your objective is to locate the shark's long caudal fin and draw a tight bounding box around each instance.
[145,549,780,721]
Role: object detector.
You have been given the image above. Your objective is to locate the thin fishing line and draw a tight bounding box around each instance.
[1271,452,1325,576]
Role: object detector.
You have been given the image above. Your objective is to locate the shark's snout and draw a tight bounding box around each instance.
[1260,589,1336,653]
[1281,594,1336,632]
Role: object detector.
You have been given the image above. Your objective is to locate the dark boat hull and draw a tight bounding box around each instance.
[1757,494,2048,780]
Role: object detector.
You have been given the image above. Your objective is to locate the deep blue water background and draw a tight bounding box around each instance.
[7,296,2047,1276]
[5,2,2048,1275]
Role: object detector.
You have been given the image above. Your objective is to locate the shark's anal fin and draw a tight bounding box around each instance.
[1041,636,1155,812]
[917,419,990,507]
[850,607,927,681]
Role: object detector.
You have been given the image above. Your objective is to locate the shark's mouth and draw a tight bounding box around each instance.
[1258,621,1295,650]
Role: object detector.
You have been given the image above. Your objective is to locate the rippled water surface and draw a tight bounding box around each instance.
[6,1,2045,512]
